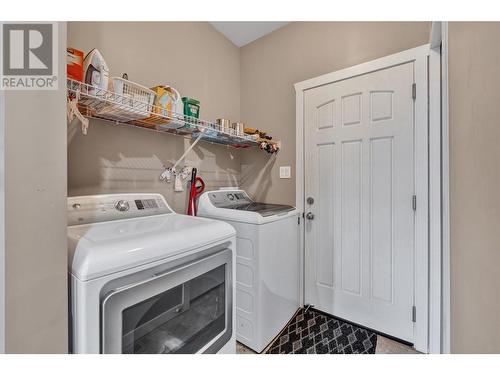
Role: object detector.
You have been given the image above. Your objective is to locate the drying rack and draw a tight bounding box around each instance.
[67,79,260,149]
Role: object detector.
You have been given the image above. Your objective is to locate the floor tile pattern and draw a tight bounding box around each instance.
[265,308,377,354]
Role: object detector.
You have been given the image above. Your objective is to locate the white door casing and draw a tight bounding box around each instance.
[295,45,430,352]
[0,23,4,351]
[0,63,4,354]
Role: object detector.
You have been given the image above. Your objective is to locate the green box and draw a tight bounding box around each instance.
[182,97,200,119]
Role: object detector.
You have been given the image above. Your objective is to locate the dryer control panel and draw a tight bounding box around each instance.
[67,193,172,226]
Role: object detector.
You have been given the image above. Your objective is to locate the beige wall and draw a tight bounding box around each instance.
[448,22,500,353]
[239,22,431,204]
[4,23,68,353]
[67,22,242,213]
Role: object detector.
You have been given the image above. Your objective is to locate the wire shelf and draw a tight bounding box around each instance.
[67,79,260,148]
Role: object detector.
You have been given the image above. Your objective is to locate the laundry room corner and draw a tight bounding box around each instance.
[67,22,243,213]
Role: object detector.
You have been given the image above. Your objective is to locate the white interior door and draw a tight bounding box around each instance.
[304,62,416,342]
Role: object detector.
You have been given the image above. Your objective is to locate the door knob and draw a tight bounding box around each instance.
[306,212,315,220]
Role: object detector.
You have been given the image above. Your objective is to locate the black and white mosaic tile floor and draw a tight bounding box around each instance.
[265,308,377,354]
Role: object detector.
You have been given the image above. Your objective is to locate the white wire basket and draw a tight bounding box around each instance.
[96,77,156,122]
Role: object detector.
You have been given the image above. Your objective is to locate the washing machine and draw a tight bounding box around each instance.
[197,189,300,353]
[67,193,236,354]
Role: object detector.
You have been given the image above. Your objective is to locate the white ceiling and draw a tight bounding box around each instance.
[210,22,289,47]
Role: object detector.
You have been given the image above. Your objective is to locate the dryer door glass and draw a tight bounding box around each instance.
[122,265,226,354]
[101,249,233,354]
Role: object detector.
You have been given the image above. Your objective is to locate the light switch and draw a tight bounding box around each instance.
[279,166,291,179]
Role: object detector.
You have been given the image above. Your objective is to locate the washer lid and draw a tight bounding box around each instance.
[226,202,295,217]
[197,190,298,224]
[67,213,235,281]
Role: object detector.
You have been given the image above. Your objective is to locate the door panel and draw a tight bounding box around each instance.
[304,62,415,342]
[341,140,362,295]
[370,136,394,303]
[317,143,335,288]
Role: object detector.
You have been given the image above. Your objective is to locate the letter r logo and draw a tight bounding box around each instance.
[3,24,53,75]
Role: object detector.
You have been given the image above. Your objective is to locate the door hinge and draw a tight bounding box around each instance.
[412,306,417,322]
[412,195,417,211]
[412,83,416,100]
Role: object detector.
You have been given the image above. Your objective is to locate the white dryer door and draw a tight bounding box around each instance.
[101,249,233,354]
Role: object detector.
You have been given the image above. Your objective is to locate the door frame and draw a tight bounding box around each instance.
[294,44,439,353]
[0,55,4,354]
[440,22,451,355]
[429,21,450,355]
[0,20,5,352]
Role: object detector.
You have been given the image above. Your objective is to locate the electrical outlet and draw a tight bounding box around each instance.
[279,166,291,179]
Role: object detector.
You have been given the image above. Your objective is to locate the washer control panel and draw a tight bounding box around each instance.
[208,190,252,208]
[68,193,172,226]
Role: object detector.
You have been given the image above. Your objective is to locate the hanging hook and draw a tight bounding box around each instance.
[67,94,89,135]
[171,129,206,171]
